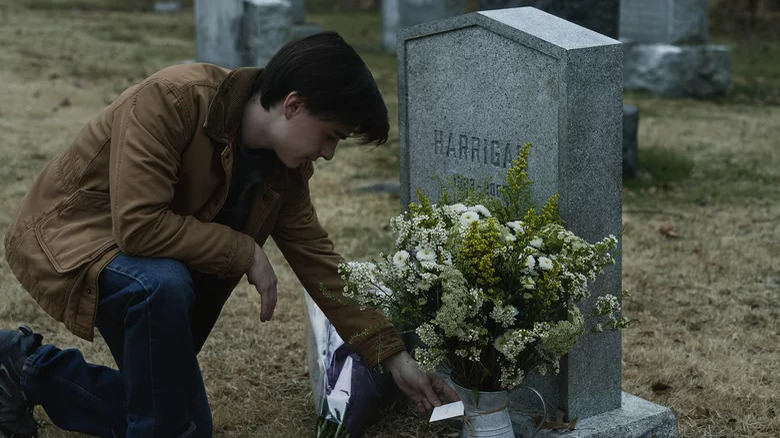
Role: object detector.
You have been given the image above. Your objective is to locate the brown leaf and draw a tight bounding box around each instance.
[651,382,672,393]
[534,410,578,431]
[659,225,679,238]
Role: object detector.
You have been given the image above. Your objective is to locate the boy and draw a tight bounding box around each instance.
[0,32,456,438]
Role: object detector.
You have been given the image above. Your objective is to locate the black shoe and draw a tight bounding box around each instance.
[0,326,41,438]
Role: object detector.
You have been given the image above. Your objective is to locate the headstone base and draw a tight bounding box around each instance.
[510,392,679,438]
[623,43,731,99]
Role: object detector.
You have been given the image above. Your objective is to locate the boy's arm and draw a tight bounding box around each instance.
[108,78,254,277]
[271,183,405,368]
[272,167,459,408]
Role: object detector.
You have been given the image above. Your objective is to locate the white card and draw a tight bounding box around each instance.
[429,401,464,422]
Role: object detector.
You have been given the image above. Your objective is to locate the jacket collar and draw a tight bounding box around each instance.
[203,67,262,145]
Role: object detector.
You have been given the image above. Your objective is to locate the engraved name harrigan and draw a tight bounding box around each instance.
[433,129,523,169]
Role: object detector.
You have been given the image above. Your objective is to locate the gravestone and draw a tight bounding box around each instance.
[154,1,181,13]
[290,0,307,24]
[622,104,638,178]
[398,8,678,437]
[623,44,731,98]
[289,0,324,39]
[195,0,291,69]
[619,0,731,98]
[620,0,708,44]
[478,0,620,38]
[382,0,468,52]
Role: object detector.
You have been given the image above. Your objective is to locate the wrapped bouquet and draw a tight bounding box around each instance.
[305,293,394,438]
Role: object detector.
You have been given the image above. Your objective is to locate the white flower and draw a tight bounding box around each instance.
[392,250,410,267]
[530,237,544,249]
[459,211,479,227]
[521,277,535,290]
[505,233,517,242]
[538,256,554,270]
[506,221,525,234]
[524,255,536,270]
[470,204,492,217]
[416,247,436,261]
[449,203,468,213]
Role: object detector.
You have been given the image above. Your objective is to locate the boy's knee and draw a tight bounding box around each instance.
[139,259,194,306]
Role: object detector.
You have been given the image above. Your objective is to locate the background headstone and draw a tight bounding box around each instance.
[620,0,731,98]
[195,0,291,69]
[195,0,245,68]
[622,104,638,178]
[623,44,732,98]
[290,0,307,24]
[243,0,292,67]
[154,1,181,13]
[289,0,325,39]
[620,0,708,44]
[381,0,468,51]
[398,8,678,436]
[477,0,620,38]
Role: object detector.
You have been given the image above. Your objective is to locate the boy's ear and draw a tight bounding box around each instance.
[282,91,305,119]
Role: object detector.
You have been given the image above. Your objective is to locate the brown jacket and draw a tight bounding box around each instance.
[4,63,404,367]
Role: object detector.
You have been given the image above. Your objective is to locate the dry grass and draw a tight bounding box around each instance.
[0,1,777,437]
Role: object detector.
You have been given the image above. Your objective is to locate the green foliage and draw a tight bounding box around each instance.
[495,143,534,223]
[456,220,502,290]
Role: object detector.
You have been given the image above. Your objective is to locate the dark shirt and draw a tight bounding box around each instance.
[213,132,275,232]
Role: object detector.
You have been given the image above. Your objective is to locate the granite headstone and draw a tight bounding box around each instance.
[288,0,324,39]
[622,104,638,178]
[195,0,244,68]
[154,1,181,13]
[620,0,708,44]
[619,0,731,98]
[243,0,292,67]
[290,0,306,24]
[398,8,678,436]
[195,0,291,69]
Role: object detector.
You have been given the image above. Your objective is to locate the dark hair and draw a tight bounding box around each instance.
[251,31,389,146]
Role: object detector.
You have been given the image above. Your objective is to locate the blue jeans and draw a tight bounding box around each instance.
[20,254,233,438]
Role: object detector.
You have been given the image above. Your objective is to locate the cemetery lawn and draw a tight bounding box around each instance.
[0,2,777,437]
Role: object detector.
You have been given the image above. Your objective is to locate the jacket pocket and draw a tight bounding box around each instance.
[35,189,116,273]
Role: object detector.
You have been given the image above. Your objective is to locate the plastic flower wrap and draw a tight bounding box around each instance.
[339,143,629,391]
[305,293,393,438]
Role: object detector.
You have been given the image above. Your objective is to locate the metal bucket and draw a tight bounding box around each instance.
[452,382,515,438]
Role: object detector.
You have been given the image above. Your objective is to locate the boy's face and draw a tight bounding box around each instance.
[243,92,351,169]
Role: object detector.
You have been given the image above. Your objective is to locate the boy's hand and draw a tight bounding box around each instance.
[384,351,460,411]
[246,244,277,322]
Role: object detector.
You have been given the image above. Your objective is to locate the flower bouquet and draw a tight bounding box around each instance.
[339,143,628,394]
